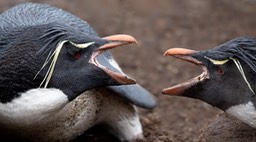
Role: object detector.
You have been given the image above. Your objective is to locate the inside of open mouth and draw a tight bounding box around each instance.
[90,48,135,84]
[163,56,209,94]
[175,64,207,85]
[95,51,122,73]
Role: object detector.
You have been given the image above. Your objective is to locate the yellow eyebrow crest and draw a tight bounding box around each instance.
[204,56,229,65]
[69,41,94,49]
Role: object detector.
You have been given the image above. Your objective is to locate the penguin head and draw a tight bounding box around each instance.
[0,24,137,102]
[42,34,137,100]
[162,36,256,110]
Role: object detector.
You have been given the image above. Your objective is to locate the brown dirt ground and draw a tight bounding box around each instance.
[1,0,256,141]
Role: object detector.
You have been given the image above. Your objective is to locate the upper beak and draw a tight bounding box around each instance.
[99,34,138,51]
[90,34,138,85]
[163,48,201,65]
[164,48,198,56]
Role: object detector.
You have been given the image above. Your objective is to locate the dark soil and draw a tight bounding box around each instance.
[1,0,256,141]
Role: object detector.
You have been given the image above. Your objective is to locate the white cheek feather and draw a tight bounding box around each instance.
[0,88,68,126]
[226,101,256,128]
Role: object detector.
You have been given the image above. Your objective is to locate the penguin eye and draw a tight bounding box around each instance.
[216,68,225,75]
[73,52,81,59]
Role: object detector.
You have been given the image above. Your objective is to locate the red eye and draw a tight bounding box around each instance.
[216,68,225,75]
[73,52,81,59]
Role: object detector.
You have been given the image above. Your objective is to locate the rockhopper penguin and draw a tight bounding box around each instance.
[0,3,156,141]
[163,37,256,128]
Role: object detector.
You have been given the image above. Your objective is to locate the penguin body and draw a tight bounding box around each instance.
[0,3,156,141]
[1,88,142,142]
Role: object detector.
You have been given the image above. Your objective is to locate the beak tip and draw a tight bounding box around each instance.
[125,77,136,84]
[163,50,170,56]
[132,38,138,45]
[161,89,168,95]
[163,48,177,57]
[126,35,138,46]
[116,75,137,85]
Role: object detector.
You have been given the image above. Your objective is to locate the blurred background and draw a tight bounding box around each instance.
[1,0,256,141]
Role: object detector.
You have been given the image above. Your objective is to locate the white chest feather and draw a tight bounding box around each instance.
[226,101,256,128]
[0,88,68,126]
[0,88,142,141]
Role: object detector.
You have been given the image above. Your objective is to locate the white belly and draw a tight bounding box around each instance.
[226,101,256,128]
[0,88,142,142]
[0,88,68,126]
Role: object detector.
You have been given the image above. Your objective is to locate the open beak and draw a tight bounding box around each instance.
[162,48,209,95]
[90,34,137,85]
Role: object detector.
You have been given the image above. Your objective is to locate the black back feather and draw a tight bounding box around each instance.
[0,3,99,55]
[0,3,97,36]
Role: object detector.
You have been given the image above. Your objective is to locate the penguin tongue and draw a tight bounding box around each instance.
[90,34,137,85]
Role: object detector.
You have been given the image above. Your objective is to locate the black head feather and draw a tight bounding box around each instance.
[204,36,256,72]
